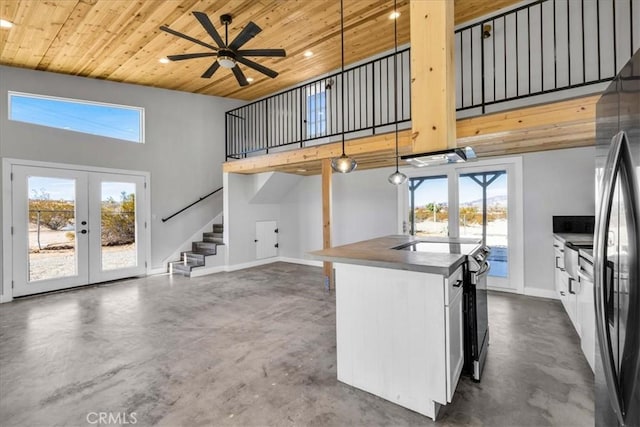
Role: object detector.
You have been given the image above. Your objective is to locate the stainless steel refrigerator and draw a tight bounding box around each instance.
[594,48,640,426]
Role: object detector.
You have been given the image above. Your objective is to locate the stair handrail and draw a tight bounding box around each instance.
[162,186,223,223]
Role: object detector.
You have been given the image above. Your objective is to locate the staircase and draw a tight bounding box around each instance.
[169,223,225,277]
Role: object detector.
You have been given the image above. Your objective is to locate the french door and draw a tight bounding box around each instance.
[11,165,147,297]
[404,160,522,292]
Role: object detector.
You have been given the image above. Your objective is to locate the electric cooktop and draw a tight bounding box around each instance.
[393,240,481,255]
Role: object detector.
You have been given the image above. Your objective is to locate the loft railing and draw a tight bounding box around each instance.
[226,0,637,160]
[455,0,636,114]
[226,48,411,160]
[161,187,223,223]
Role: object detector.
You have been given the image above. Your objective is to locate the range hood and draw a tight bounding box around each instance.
[401,147,477,167]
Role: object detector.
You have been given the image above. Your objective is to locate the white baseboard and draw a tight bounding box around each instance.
[148,267,168,275]
[224,257,279,272]
[0,294,13,304]
[523,287,559,300]
[278,257,323,267]
[487,286,520,294]
[190,266,227,277]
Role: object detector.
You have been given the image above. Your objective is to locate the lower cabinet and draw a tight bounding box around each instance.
[334,263,465,420]
[445,281,464,402]
[553,237,595,372]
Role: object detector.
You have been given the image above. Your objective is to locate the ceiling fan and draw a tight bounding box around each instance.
[159,12,286,87]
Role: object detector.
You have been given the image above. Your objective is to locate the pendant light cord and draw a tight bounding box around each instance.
[393,0,399,171]
[340,0,346,156]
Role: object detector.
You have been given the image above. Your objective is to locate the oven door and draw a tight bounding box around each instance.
[469,261,491,381]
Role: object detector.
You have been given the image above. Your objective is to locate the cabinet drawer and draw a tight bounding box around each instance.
[445,265,464,306]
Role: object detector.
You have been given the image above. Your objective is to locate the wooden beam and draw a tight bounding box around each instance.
[223,130,413,174]
[322,158,333,290]
[457,95,600,139]
[409,0,456,154]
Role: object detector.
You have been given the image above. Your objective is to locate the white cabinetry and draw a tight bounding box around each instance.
[577,258,595,371]
[553,236,595,372]
[335,263,464,420]
[445,266,464,403]
[554,237,579,331]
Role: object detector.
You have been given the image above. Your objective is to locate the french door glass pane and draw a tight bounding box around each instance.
[458,171,508,278]
[101,182,137,271]
[409,176,449,237]
[27,176,77,281]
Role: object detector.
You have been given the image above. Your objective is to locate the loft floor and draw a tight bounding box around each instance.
[0,262,593,426]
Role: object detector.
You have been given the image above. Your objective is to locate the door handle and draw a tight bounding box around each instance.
[593,131,631,426]
[81,221,87,225]
[453,279,462,288]
[555,256,565,271]
[80,230,87,234]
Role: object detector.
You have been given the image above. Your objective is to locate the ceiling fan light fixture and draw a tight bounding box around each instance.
[389,11,400,19]
[246,77,254,82]
[0,19,13,28]
[217,55,236,69]
[159,57,170,64]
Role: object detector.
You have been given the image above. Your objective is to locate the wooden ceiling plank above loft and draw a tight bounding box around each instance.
[0,0,520,101]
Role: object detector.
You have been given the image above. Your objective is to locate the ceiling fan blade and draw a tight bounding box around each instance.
[236,49,286,57]
[236,56,278,78]
[160,25,218,51]
[201,61,221,78]
[192,11,226,48]
[167,52,217,61]
[232,65,249,87]
[228,22,262,51]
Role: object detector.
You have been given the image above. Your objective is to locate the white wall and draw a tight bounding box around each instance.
[278,167,398,260]
[223,172,282,266]
[0,65,244,295]
[522,146,595,294]
[224,167,398,267]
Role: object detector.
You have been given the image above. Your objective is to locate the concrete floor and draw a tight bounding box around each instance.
[0,262,593,426]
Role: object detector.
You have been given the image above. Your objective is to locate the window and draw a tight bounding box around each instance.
[305,85,326,138]
[8,91,145,143]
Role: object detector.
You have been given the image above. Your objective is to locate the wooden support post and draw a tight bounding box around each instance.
[410,0,456,153]
[322,158,334,289]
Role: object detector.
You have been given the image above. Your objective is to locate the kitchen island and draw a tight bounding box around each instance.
[311,235,481,420]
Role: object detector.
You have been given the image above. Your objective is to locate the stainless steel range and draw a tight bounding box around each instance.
[465,245,491,381]
[394,239,491,381]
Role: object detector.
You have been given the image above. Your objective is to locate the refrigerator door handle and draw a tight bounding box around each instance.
[594,131,628,426]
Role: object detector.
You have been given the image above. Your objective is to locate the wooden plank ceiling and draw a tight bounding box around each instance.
[0,0,519,101]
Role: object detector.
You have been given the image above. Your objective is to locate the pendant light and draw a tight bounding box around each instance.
[388,0,407,185]
[331,0,357,174]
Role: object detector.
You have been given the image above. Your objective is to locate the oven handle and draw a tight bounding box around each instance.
[577,267,593,284]
[475,261,491,278]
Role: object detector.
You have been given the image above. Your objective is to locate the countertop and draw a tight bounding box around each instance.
[309,235,481,276]
[553,232,594,245]
[553,232,594,263]
[579,248,594,263]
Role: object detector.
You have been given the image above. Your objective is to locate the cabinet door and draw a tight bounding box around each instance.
[578,277,595,371]
[445,289,464,402]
